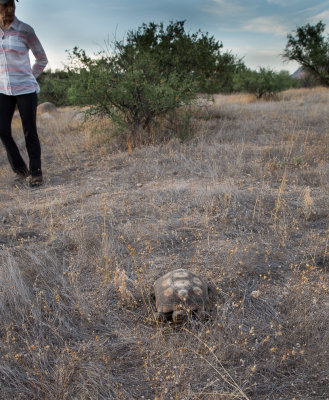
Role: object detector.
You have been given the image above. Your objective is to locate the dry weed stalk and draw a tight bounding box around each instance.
[302,186,315,220]
[113,267,137,307]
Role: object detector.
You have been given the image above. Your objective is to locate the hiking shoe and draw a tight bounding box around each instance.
[14,171,29,183]
[30,174,43,187]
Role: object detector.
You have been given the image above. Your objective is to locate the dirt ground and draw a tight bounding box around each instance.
[0,89,328,399]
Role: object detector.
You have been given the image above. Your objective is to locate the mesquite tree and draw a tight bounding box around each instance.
[67,21,243,134]
[283,21,329,87]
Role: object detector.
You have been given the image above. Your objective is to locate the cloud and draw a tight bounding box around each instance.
[266,0,287,4]
[310,10,329,24]
[242,17,290,36]
[202,0,246,17]
[228,45,299,72]
[266,0,298,5]
[296,1,329,16]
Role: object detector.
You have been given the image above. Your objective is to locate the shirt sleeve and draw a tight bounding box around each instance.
[27,28,48,78]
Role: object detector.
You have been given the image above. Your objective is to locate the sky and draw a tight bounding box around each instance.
[16,0,329,73]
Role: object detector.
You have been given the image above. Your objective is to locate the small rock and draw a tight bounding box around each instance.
[251,290,261,299]
[39,112,53,121]
[73,112,85,122]
[37,102,57,113]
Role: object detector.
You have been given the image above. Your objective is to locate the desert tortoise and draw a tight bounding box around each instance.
[153,269,210,322]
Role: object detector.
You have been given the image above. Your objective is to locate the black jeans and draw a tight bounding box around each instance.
[0,92,41,176]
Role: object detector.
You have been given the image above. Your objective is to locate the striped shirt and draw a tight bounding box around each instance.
[0,17,48,95]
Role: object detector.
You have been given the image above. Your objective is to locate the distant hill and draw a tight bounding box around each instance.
[291,67,306,79]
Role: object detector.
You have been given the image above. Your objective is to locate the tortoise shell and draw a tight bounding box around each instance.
[154,269,209,313]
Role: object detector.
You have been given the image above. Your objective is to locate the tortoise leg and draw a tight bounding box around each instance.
[153,312,166,323]
[172,310,188,323]
[198,310,208,322]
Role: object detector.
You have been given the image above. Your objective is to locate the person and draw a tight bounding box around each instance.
[0,0,48,186]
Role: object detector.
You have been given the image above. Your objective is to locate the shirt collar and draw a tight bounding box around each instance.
[7,16,19,31]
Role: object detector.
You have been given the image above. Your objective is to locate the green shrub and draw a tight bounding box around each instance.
[67,21,243,137]
[38,70,73,106]
[67,47,195,135]
[233,68,296,99]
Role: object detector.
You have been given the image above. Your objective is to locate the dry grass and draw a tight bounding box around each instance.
[0,88,328,399]
[213,93,257,106]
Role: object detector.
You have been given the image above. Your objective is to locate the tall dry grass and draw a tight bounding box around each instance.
[0,88,328,399]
